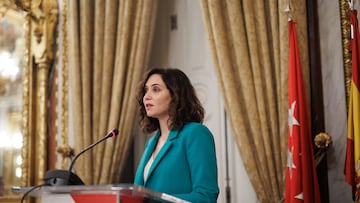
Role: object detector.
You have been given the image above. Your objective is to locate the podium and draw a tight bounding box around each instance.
[13,184,189,203]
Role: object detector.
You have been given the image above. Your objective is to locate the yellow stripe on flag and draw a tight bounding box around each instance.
[346,76,360,201]
[350,81,360,176]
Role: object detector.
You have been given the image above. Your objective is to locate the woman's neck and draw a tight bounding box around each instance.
[158,119,170,140]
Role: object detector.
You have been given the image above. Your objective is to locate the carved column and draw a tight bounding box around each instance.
[16,0,58,186]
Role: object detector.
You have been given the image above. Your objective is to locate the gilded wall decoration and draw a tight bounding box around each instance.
[0,0,58,202]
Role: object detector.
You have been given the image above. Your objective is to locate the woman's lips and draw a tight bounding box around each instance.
[145,103,153,110]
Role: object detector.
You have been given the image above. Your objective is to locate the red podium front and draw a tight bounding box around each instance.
[16,184,189,203]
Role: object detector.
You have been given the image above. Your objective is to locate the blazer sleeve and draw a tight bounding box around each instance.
[174,124,219,203]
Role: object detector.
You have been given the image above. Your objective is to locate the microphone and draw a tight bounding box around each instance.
[43,128,119,186]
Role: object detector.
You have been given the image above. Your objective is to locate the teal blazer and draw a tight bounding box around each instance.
[134,122,219,203]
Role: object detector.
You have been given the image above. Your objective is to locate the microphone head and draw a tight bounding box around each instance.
[107,128,119,138]
[113,128,119,136]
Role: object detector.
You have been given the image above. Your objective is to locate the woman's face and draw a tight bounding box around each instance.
[143,74,172,121]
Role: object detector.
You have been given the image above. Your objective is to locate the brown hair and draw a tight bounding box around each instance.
[137,68,204,133]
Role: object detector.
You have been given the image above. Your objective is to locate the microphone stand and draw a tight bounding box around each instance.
[44,128,119,186]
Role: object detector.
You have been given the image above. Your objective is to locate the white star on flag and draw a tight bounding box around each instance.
[288,100,300,137]
[295,192,304,200]
[287,146,296,178]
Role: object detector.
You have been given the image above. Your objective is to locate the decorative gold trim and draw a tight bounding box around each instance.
[60,0,70,169]
[20,6,32,189]
[339,0,351,111]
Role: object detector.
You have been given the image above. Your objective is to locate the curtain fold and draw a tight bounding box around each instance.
[200,0,309,202]
[67,0,158,184]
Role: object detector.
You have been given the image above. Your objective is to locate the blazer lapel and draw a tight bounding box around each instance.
[145,129,179,184]
[136,132,160,184]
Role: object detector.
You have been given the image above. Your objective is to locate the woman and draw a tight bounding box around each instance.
[134,68,219,202]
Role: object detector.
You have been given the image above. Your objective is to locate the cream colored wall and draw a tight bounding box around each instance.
[318,0,352,202]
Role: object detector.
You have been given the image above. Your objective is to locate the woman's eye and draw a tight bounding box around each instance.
[153,87,161,92]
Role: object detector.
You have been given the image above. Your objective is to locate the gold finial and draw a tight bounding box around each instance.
[314,132,332,149]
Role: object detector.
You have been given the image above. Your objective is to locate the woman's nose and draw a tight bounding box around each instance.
[144,92,151,100]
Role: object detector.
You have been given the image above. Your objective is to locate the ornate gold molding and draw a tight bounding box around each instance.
[339,0,351,111]
[0,0,19,17]
[14,0,59,189]
[15,0,58,63]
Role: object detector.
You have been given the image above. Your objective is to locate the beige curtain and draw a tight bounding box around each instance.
[200,0,309,202]
[67,0,158,184]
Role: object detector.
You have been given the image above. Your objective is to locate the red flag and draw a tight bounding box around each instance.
[285,20,321,203]
[344,10,360,202]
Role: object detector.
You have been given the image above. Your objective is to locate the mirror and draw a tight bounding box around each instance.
[0,0,25,200]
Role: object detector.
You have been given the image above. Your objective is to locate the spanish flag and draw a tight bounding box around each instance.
[285,20,321,203]
[345,10,360,202]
